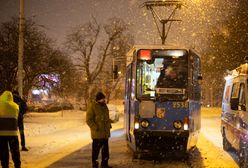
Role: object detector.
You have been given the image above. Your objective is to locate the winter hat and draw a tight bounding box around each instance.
[95,92,105,101]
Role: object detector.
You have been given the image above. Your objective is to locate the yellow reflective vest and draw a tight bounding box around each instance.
[0,91,19,136]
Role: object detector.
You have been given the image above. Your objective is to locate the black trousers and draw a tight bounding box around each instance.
[18,117,26,148]
[0,136,21,168]
[92,139,109,167]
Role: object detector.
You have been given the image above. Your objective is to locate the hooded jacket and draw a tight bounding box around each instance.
[0,91,19,136]
[86,101,111,139]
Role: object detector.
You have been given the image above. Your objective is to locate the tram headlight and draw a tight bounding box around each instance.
[134,122,140,129]
[184,117,189,130]
[141,120,150,128]
[173,120,183,129]
[184,123,189,130]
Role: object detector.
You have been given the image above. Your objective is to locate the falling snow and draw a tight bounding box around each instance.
[9,107,238,168]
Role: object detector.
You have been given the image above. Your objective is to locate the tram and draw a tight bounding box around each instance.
[124,45,202,156]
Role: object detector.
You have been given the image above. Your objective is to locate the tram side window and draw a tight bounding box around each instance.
[192,54,201,100]
[136,66,142,97]
[131,64,136,100]
[125,64,132,99]
[193,56,200,83]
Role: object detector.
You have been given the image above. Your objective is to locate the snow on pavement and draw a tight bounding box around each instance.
[19,107,124,168]
[9,107,239,168]
[21,110,89,168]
[201,108,223,148]
[47,128,238,168]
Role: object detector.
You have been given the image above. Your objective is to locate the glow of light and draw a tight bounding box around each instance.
[184,117,189,130]
[131,93,135,99]
[224,75,232,81]
[167,50,185,57]
[236,122,240,129]
[134,122,139,129]
[32,89,40,94]
[139,50,152,61]
[150,91,155,97]
[184,123,189,130]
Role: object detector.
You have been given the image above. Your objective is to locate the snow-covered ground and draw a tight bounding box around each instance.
[7,106,239,168]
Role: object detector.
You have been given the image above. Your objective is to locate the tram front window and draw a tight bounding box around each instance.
[136,55,188,100]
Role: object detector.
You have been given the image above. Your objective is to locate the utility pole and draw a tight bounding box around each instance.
[18,0,24,98]
[142,0,182,45]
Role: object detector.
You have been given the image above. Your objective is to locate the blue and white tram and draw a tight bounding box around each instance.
[124,45,202,157]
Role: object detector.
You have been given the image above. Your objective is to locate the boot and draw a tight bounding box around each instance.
[101,165,112,168]
[93,161,99,168]
[22,146,29,151]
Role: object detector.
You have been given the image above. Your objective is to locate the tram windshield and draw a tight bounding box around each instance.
[136,49,188,100]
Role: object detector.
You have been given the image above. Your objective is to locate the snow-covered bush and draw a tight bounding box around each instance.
[28,102,74,112]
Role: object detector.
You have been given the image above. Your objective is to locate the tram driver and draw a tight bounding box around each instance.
[156,58,187,88]
[156,60,178,88]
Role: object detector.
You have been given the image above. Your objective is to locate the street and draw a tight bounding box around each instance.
[17,107,239,168]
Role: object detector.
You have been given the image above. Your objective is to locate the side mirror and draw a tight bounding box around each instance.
[230,98,239,110]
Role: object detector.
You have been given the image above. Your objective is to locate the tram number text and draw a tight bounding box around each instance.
[172,102,188,108]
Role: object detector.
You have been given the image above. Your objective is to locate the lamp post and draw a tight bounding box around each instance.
[18,0,24,98]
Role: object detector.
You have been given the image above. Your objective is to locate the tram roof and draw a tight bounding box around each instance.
[127,44,188,54]
[126,44,194,65]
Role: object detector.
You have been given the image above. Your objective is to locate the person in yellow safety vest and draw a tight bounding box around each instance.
[0,91,21,168]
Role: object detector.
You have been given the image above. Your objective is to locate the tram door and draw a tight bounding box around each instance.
[124,64,132,141]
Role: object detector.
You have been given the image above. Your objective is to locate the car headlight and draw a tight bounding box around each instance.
[141,120,150,128]
[173,120,183,129]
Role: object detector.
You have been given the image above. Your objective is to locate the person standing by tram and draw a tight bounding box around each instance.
[86,92,113,168]
[0,91,21,168]
[12,91,28,151]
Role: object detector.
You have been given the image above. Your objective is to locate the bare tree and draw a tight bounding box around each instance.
[65,17,132,105]
[99,19,134,103]
[202,0,248,106]
[0,18,72,97]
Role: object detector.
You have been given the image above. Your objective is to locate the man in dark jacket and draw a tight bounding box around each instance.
[13,91,28,151]
[86,92,112,168]
[0,91,21,168]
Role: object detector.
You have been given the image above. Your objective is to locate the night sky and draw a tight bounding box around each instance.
[0,0,141,45]
[0,0,239,52]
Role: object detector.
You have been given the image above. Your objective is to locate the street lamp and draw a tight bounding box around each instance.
[18,0,24,98]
